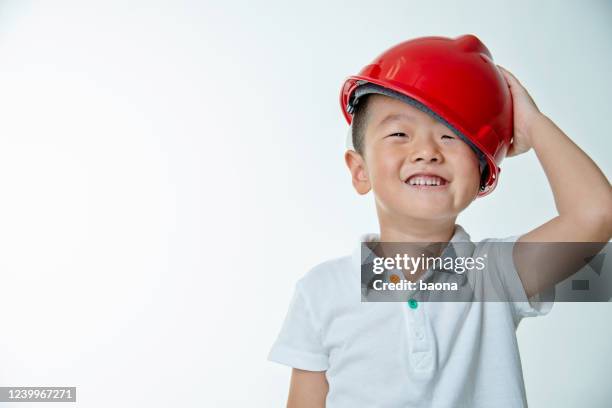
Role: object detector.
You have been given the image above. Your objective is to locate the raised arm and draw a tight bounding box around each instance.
[497,66,612,298]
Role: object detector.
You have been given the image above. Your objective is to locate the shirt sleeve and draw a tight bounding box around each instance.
[267,280,329,371]
[493,234,555,321]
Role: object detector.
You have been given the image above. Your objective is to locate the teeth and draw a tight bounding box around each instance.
[408,176,445,186]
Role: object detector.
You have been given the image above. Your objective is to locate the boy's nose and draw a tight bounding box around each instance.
[409,137,443,163]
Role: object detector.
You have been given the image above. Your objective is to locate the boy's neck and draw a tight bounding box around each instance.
[378,215,457,243]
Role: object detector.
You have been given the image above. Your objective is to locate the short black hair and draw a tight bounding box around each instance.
[351,94,371,156]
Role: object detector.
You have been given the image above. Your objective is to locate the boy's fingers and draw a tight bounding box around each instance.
[498,65,513,78]
[502,68,523,88]
[497,65,514,87]
[500,70,513,84]
[497,66,529,97]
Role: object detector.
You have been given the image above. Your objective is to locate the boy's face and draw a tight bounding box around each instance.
[345,94,481,222]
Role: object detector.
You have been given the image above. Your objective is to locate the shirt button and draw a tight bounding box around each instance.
[415,330,424,340]
[408,298,418,309]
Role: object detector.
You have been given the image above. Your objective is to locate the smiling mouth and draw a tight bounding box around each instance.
[405,174,449,188]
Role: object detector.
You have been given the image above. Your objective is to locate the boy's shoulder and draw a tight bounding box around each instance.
[295,253,360,305]
[299,254,355,286]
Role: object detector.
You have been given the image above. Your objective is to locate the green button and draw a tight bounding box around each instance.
[408,298,418,309]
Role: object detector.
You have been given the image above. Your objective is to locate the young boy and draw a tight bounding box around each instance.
[268,34,612,407]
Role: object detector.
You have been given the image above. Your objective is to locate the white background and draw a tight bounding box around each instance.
[0,0,610,407]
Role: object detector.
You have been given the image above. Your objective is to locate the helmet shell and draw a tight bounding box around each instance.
[340,34,513,196]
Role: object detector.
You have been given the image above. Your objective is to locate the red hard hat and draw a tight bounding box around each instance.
[340,34,513,196]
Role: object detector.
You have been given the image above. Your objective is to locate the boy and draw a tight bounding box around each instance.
[268,34,612,407]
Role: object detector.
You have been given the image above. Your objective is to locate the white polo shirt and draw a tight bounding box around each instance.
[268,225,555,407]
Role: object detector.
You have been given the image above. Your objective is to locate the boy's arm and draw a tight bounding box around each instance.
[287,368,328,408]
[498,66,612,299]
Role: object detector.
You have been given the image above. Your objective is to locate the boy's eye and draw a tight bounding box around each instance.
[441,135,455,140]
[388,132,407,137]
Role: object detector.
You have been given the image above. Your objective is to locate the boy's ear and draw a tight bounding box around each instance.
[344,150,371,195]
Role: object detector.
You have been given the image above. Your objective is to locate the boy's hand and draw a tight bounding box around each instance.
[501,65,612,299]
[497,65,543,157]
